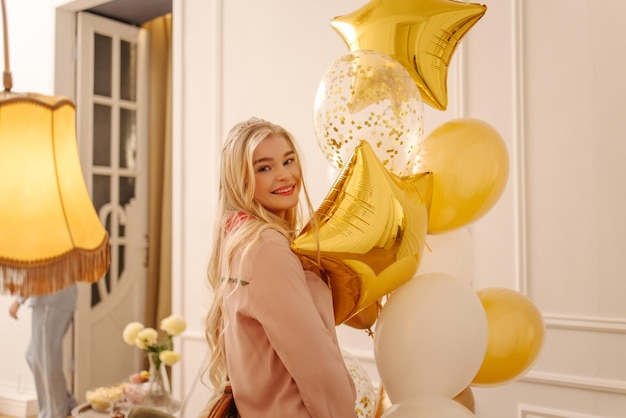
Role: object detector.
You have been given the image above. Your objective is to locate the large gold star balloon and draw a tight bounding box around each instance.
[292,140,433,325]
[331,0,487,110]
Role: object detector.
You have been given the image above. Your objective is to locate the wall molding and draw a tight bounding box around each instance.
[0,384,38,418]
[513,0,528,296]
[512,0,626,338]
[521,370,626,395]
[543,313,626,334]
[519,404,606,418]
[181,330,206,342]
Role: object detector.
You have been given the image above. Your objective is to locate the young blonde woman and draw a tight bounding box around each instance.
[203,118,357,417]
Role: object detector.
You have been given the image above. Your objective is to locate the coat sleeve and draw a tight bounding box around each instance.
[247,230,357,418]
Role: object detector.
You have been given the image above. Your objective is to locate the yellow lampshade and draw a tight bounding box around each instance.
[0,92,110,297]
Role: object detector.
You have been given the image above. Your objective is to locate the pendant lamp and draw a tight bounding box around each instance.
[0,0,110,297]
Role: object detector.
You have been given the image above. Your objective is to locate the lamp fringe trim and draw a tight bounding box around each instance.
[0,235,110,297]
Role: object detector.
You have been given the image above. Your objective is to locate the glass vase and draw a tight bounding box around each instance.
[144,352,173,410]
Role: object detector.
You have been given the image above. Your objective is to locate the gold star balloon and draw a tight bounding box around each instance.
[292,140,433,325]
[331,0,487,110]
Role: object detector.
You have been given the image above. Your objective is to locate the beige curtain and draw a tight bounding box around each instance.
[142,14,173,328]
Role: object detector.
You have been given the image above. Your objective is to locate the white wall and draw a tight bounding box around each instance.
[0,298,33,394]
[0,0,65,94]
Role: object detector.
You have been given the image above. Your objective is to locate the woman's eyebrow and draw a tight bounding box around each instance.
[253,150,295,165]
[253,156,273,165]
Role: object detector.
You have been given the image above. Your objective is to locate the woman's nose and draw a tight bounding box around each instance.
[275,165,290,179]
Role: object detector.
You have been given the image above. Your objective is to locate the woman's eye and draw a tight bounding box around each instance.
[284,158,295,165]
[257,165,270,172]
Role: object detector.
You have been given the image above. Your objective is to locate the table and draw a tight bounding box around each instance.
[71,402,128,418]
[71,400,181,418]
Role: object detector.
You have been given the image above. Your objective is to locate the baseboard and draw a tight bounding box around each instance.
[0,385,38,418]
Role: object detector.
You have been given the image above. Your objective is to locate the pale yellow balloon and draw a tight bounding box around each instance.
[472,288,545,386]
[415,118,509,234]
[331,0,487,110]
[418,229,474,284]
[292,140,433,325]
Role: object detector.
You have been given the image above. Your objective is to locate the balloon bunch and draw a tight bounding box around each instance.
[292,1,546,416]
[374,276,545,417]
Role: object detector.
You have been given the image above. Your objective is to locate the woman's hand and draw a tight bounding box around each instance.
[8,299,21,319]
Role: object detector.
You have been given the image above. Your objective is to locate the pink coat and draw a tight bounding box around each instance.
[223,229,357,418]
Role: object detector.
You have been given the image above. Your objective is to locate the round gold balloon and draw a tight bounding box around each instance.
[472,288,545,386]
[331,0,487,110]
[416,118,509,234]
[343,300,381,330]
[292,140,433,325]
[313,50,424,177]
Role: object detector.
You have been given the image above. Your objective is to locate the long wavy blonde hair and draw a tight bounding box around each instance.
[204,117,318,390]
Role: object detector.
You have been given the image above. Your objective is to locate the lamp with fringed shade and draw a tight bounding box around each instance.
[0,0,110,297]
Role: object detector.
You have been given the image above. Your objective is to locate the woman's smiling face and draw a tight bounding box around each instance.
[252,134,302,218]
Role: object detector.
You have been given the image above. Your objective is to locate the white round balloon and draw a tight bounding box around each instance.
[374,273,487,402]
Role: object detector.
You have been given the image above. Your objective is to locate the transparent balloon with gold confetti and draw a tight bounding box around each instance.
[343,350,378,418]
[313,50,424,177]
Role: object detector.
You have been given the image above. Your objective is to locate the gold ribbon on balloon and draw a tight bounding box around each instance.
[292,140,433,325]
[331,0,487,111]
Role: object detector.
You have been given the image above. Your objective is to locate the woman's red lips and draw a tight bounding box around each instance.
[273,185,295,195]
